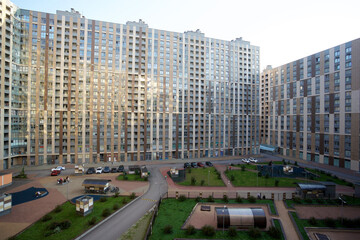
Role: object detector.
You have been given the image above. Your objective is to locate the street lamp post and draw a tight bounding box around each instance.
[339,195,346,225]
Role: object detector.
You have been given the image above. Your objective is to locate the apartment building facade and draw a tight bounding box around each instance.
[261,39,360,171]
[0,0,260,170]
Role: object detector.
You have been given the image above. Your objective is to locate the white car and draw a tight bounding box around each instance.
[242,158,250,163]
[96,167,103,174]
[249,158,258,163]
[51,166,65,171]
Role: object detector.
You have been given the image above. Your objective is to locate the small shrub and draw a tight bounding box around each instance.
[241,165,246,171]
[99,197,107,202]
[305,198,312,204]
[130,192,136,199]
[59,220,71,230]
[135,169,140,175]
[191,177,197,186]
[47,221,60,231]
[163,224,173,234]
[187,168,192,173]
[230,175,235,181]
[268,226,281,238]
[248,227,261,238]
[144,176,148,181]
[324,217,336,228]
[222,194,229,203]
[248,195,256,203]
[236,196,243,203]
[275,179,279,187]
[178,194,187,202]
[185,225,196,235]
[195,196,201,202]
[295,161,298,166]
[316,198,324,204]
[207,195,215,202]
[122,198,128,204]
[54,205,62,213]
[258,172,262,177]
[228,226,237,237]
[41,214,52,222]
[88,216,97,226]
[293,197,301,204]
[201,225,215,236]
[265,173,269,179]
[309,176,314,180]
[123,175,128,180]
[113,203,120,210]
[201,180,205,186]
[113,192,119,198]
[308,217,317,225]
[102,208,111,217]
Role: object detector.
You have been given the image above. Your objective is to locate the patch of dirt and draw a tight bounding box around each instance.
[295,206,360,219]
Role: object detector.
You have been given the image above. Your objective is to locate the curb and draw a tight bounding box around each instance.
[74,195,142,240]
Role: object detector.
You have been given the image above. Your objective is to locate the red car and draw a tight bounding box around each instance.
[197,162,204,167]
[51,170,61,176]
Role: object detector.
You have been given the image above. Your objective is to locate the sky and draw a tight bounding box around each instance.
[12,0,360,70]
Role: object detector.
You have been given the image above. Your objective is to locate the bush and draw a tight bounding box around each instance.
[308,217,317,225]
[236,196,243,203]
[130,192,136,199]
[201,180,205,186]
[265,173,269,179]
[113,203,120,210]
[47,220,71,231]
[248,195,256,203]
[305,198,312,204]
[275,179,279,187]
[207,195,215,202]
[88,216,97,226]
[230,175,235,181]
[102,208,111,217]
[248,227,261,238]
[295,161,298,166]
[195,196,201,202]
[187,168,192,173]
[228,226,237,237]
[258,172,262,177]
[163,224,173,234]
[324,217,336,228]
[178,194,187,202]
[54,205,62,213]
[47,221,60,231]
[223,194,229,203]
[113,192,119,198]
[241,165,246,171]
[59,220,71,230]
[316,198,324,204]
[185,225,196,235]
[191,177,197,186]
[41,214,52,222]
[201,225,215,236]
[99,197,107,202]
[144,176,148,181]
[122,198,129,204]
[293,197,301,204]
[123,175,128,180]
[268,226,281,238]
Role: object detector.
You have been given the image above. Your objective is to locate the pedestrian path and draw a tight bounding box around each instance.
[274,200,299,240]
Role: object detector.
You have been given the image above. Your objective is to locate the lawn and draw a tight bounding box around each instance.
[272,219,285,240]
[225,169,308,187]
[150,198,281,240]
[178,167,225,187]
[305,168,353,187]
[13,196,130,240]
[116,174,147,181]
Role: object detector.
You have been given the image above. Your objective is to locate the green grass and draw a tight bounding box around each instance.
[178,167,225,187]
[116,174,146,181]
[257,161,284,165]
[233,164,258,170]
[150,198,279,240]
[120,209,154,240]
[13,196,129,240]
[272,219,285,240]
[225,169,307,187]
[306,168,353,187]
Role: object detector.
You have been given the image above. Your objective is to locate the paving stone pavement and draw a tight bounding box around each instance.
[274,200,299,240]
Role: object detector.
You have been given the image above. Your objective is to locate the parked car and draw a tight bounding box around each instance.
[86,167,95,174]
[51,166,65,172]
[110,167,117,173]
[103,166,110,173]
[249,158,258,163]
[242,158,250,163]
[205,161,213,167]
[197,162,204,167]
[117,165,125,172]
[51,170,61,176]
[96,167,103,174]
[184,162,191,168]
[191,162,197,168]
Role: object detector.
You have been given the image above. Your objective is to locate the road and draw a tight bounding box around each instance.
[76,165,167,240]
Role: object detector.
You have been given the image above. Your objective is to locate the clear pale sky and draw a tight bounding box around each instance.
[12,0,360,70]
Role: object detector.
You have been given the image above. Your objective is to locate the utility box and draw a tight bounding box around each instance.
[76,196,93,216]
[0,193,12,216]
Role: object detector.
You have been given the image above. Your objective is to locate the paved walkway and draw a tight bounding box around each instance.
[274,200,299,240]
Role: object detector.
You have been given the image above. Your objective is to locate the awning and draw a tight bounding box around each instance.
[260,144,277,152]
